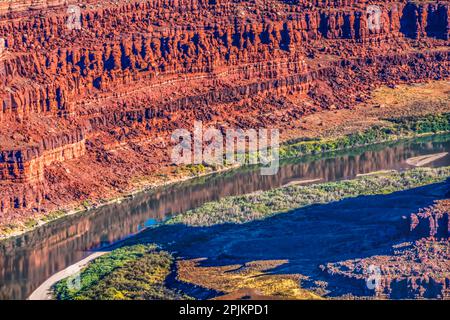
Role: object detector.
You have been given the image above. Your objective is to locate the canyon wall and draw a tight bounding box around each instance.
[0,0,449,220]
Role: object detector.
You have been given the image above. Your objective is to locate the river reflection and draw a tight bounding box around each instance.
[0,134,449,299]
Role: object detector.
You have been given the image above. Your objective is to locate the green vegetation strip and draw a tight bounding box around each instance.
[53,244,189,300]
[167,167,450,226]
[280,113,450,159]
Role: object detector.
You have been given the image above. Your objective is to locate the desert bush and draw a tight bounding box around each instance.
[53,245,181,300]
[69,250,189,300]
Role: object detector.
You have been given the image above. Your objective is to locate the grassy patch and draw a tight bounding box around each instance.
[280,113,450,159]
[183,164,208,176]
[53,244,189,300]
[386,113,450,134]
[24,219,38,229]
[0,223,21,236]
[41,210,67,222]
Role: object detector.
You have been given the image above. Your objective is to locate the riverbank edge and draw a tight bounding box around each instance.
[34,245,190,301]
[28,251,109,300]
[1,113,449,241]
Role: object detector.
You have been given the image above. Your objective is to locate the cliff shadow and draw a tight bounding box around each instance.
[400,3,419,39]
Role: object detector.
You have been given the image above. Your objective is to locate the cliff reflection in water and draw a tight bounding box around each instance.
[0,135,449,299]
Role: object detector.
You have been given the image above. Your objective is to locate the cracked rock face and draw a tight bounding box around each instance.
[0,0,449,219]
[324,200,450,299]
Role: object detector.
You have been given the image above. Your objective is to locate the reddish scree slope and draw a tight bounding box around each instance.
[0,0,449,222]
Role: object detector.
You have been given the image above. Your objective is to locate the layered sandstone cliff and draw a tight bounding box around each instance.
[0,0,449,224]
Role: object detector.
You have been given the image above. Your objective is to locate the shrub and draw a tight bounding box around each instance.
[54,244,158,300]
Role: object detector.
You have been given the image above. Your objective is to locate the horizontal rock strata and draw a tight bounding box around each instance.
[0,0,449,220]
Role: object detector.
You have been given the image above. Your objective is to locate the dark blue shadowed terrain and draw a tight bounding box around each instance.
[132,180,449,297]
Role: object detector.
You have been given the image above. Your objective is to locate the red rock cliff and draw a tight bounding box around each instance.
[0,0,449,221]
